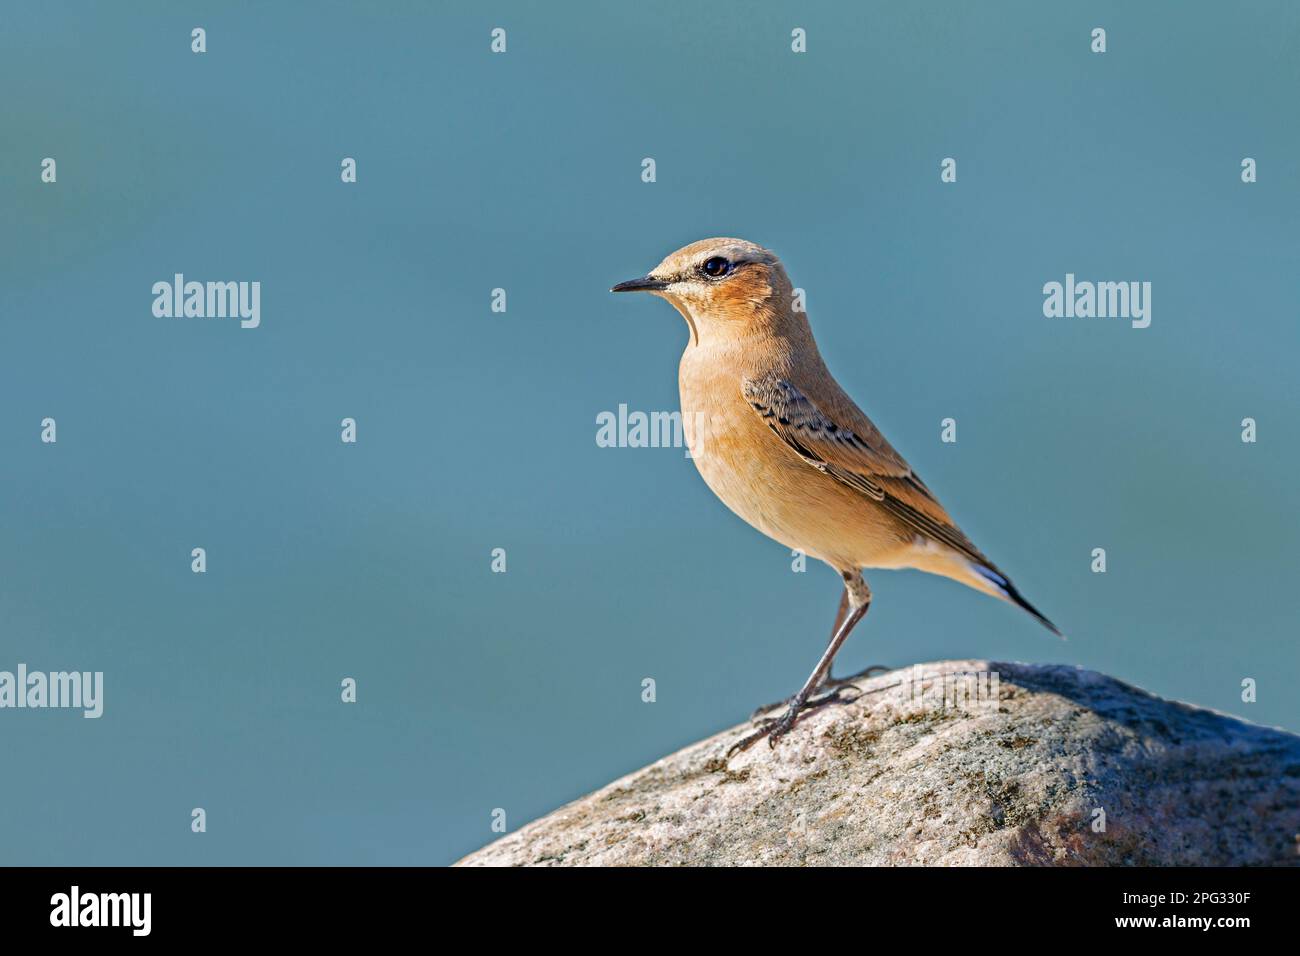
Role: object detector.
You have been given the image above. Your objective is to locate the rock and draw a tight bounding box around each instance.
[456,661,1300,866]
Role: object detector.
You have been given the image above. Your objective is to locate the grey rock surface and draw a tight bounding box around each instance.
[456,661,1300,866]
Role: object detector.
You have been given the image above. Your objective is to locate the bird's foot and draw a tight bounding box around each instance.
[749,665,890,719]
[729,686,860,757]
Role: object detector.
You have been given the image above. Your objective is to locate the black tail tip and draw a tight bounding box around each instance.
[1006,583,1064,639]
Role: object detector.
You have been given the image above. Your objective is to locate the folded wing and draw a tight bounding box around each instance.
[741,374,991,569]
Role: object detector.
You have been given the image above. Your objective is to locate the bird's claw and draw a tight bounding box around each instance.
[728,686,860,757]
[747,665,887,719]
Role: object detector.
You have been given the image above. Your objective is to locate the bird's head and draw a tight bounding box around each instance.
[611,237,797,344]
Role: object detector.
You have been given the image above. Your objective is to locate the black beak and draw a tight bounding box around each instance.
[611,275,669,293]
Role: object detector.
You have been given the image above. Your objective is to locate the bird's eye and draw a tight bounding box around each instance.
[702,256,732,278]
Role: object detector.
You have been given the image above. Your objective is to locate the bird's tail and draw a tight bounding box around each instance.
[968,563,1064,638]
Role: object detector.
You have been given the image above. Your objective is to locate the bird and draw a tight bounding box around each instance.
[612,237,1061,755]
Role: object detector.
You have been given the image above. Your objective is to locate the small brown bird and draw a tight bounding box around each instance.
[613,238,1060,754]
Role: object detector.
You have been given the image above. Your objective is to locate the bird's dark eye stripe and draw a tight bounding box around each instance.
[701,256,732,278]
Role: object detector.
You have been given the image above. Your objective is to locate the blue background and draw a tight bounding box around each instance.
[2,1,1297,865]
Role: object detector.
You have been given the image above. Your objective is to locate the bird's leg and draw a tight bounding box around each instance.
[750,578,887,718]
[731,572,873,755]
[750,584,849,718]
[827,586,851,645]
[822,583,891,688]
